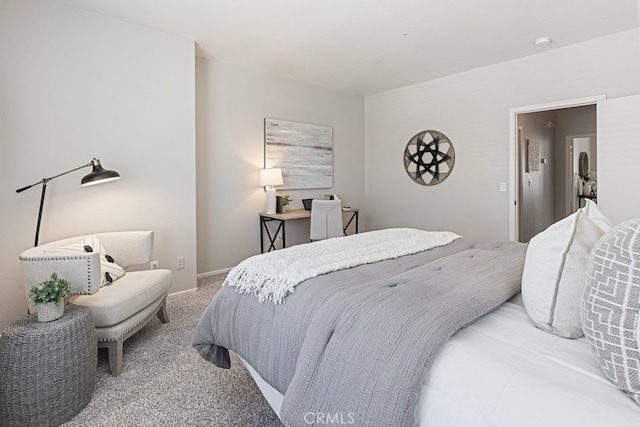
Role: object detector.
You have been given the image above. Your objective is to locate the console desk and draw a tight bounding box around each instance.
[259,208,359,252]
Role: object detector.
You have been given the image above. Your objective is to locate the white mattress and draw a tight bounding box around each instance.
[244,301,640,426]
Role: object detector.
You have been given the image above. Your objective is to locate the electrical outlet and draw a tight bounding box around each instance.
[150,260,159,270]
[177,257,185,270]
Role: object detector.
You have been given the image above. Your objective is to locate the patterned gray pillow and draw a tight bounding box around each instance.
[582,218,640,405]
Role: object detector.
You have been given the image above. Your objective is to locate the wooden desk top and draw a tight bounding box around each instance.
[260,208,358,221]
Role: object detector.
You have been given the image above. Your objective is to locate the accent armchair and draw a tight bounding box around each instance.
[19,231,172,376]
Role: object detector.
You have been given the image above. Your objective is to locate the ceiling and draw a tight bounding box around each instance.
[51,0,640,96]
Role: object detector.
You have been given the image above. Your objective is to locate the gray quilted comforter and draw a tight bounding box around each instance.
[193,238,526,426]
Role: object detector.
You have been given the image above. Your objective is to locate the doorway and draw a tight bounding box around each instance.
[508,95,604,242]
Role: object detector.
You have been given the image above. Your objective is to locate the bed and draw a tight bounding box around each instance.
[244,300,640,426]
[193,222,640,426]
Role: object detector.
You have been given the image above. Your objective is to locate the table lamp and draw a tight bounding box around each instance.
[260,168,283,214]
[16,158,120,246]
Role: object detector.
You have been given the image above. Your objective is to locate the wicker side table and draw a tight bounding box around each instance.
[0,304,97,427]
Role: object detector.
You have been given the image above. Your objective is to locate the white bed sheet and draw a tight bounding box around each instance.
[243,301,640,426]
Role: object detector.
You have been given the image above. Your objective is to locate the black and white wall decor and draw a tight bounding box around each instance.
[527,140,540,172]
[403,130,455,186]
[265,119,333,190]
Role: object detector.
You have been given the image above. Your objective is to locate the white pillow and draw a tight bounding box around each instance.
[53,236,125,287]
[521,209,606,338]
[582,199,613,233]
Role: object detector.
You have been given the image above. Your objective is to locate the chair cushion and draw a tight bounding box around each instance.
[69,269,171,327]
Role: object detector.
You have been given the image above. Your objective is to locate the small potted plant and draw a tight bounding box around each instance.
[278,195,292,213]
[28,272,71,322]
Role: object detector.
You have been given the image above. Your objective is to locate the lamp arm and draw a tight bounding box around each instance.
[16,158,115,247]
[16,160,93,246]
[16,180,45,193]
[16,161,92,193]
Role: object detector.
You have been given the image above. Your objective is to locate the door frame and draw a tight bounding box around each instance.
[508,95,606,241]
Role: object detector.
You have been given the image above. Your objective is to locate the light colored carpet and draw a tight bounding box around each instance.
[63,274,283,427]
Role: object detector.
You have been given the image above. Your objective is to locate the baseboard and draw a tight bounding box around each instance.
[167,288,197,299]
[168,269,231,298]
[197,267,232,279]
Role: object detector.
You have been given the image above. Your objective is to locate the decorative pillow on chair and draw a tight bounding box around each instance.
[522,204,610,338]
[55,236,125,287]
[582,218,640,406]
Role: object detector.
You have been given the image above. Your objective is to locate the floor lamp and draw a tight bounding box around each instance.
[16,158,120,246]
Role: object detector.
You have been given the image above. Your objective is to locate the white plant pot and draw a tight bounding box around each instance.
[37,301,64,322]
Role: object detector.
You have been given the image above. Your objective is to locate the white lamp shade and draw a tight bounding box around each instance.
[260,168,283,187]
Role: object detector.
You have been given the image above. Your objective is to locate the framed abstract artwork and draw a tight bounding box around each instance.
[527,140,540,172]
[264,118,333,190]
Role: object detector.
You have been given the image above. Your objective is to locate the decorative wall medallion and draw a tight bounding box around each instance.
[403,130,455,186]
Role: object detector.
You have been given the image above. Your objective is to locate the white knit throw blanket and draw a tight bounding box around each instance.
[226,228,461,304]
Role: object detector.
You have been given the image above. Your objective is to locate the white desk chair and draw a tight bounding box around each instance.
[310,199,343,241]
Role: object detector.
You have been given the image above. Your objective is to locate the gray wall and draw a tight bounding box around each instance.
[554,105,597,219]
[518,111,556,242]
[0,0,197,330]
[364,28,640,242]
[195,58,365,274]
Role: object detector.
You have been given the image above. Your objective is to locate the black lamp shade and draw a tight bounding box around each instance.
[81,160,120,186]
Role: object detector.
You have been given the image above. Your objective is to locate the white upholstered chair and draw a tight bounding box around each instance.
[19,231,172,376]
[310,199,343,241]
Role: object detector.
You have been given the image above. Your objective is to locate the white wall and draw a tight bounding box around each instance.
[598,93,640,225]
[0,0,197,330]
[196,58,364,274]
[365,29,640,241]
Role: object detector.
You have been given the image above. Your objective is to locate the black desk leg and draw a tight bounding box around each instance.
[281,220,286,249]
[343,211,359,235]
[355,211,359,233]
[260,217,265,253]
[261,217,285,252]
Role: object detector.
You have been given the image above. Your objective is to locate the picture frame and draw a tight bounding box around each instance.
[527,140,540,172]
[264,118,333,190]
